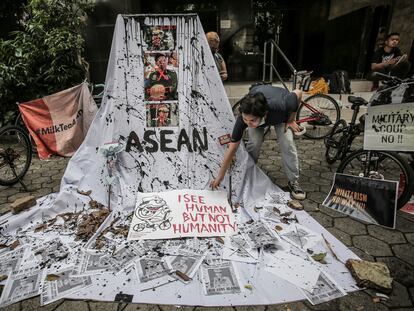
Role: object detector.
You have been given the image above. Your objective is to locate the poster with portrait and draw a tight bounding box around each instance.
[143,25,176,51]
[145,102,179,127]
[144,52,179,101]
[323,173,398,228]
[135,258,172,283]
[201,260,241,296]
[127,189,238,240]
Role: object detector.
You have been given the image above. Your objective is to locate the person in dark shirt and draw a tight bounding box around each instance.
[211,85,306,200]
[368,32,410,90]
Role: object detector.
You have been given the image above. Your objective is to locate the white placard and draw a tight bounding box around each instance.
[364,102,414,151]
[128,189,238,240]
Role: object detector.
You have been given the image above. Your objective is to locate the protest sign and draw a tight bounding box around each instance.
[364,102,414,151]
[128,189,238,240]
[323,173,398,228]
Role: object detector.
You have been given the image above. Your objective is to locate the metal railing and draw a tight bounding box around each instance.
[262,39,297,91]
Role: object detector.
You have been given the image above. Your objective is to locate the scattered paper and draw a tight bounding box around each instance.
[264,250,320,292]
[303,271,347,305]
[40,267,92,305]
[0,266,44,307]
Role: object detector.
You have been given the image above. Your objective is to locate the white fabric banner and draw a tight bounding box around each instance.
[0,14,360,307]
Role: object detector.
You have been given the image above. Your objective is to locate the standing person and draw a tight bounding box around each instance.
[206,32,228,81]
[369,32,411,90]
[210,84,306,200]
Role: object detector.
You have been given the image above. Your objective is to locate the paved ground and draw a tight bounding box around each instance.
[0,110,413,310]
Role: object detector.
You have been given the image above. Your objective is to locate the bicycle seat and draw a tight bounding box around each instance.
[348,96,368,106]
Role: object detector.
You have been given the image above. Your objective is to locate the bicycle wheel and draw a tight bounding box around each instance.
[338,149,414,209]
[297,94,340,139]
[15,113,37,153]
[231,101,271,142]
[0,125,33,186]
[324,119,347,164]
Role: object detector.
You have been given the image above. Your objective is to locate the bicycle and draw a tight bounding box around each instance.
[324,95,366,164]
[231,71,340,141]
[0,125,33,190]
[326,78,414,209]
[90,83,105,107]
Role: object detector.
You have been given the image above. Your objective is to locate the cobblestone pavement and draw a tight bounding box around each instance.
[0,127,413,311]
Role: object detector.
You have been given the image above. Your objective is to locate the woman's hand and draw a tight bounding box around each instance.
[210,174,224,190]
[285,121,301,133]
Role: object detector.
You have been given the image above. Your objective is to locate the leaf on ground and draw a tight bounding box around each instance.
[46,274,60,281]
[77,189,92,196]
[311,252,327,264]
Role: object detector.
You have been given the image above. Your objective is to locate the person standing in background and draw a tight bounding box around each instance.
[206,32,228,81]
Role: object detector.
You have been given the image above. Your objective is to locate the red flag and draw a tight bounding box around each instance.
[18,83,98,159]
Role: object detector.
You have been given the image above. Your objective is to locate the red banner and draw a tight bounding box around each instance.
[18,83,97,159]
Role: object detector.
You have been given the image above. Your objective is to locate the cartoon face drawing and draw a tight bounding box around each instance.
[134,196,172,232]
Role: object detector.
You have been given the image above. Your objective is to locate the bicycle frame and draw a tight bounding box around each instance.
[296,101,325,124]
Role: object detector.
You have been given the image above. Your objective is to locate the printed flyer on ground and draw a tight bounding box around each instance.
[128,189,238,240]
[323,173,398,228]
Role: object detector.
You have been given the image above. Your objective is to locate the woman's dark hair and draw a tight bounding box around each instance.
[237,92,268,117]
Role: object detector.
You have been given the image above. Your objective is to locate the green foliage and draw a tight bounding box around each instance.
[0,0,94,126]
[252,0,282,48]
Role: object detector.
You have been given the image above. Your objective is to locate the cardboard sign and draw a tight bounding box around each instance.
[364,102,414,152]
[128,189,238,240]
[323,173,398,228]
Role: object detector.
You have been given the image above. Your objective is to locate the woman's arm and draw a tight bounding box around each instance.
[285,89,302,132]
[210,141,240,189]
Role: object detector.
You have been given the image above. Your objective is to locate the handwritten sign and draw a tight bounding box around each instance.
[364,102,414,151]
[128,189,238,240]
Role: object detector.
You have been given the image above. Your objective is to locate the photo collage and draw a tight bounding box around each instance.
[143,25,179,128]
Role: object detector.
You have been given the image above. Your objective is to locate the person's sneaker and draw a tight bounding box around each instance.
[288,181,306,200]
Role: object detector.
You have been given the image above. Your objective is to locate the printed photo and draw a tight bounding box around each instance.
[0,267,43,307]
[146,102,179,127]
[171,255,196,275]
[144,52,178,101]
[135,258,172,283]
[143,25,176,51]
[201,261,240,296]
[303,271,346,305]
[72,250,113,276]
[41,267,92,305]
